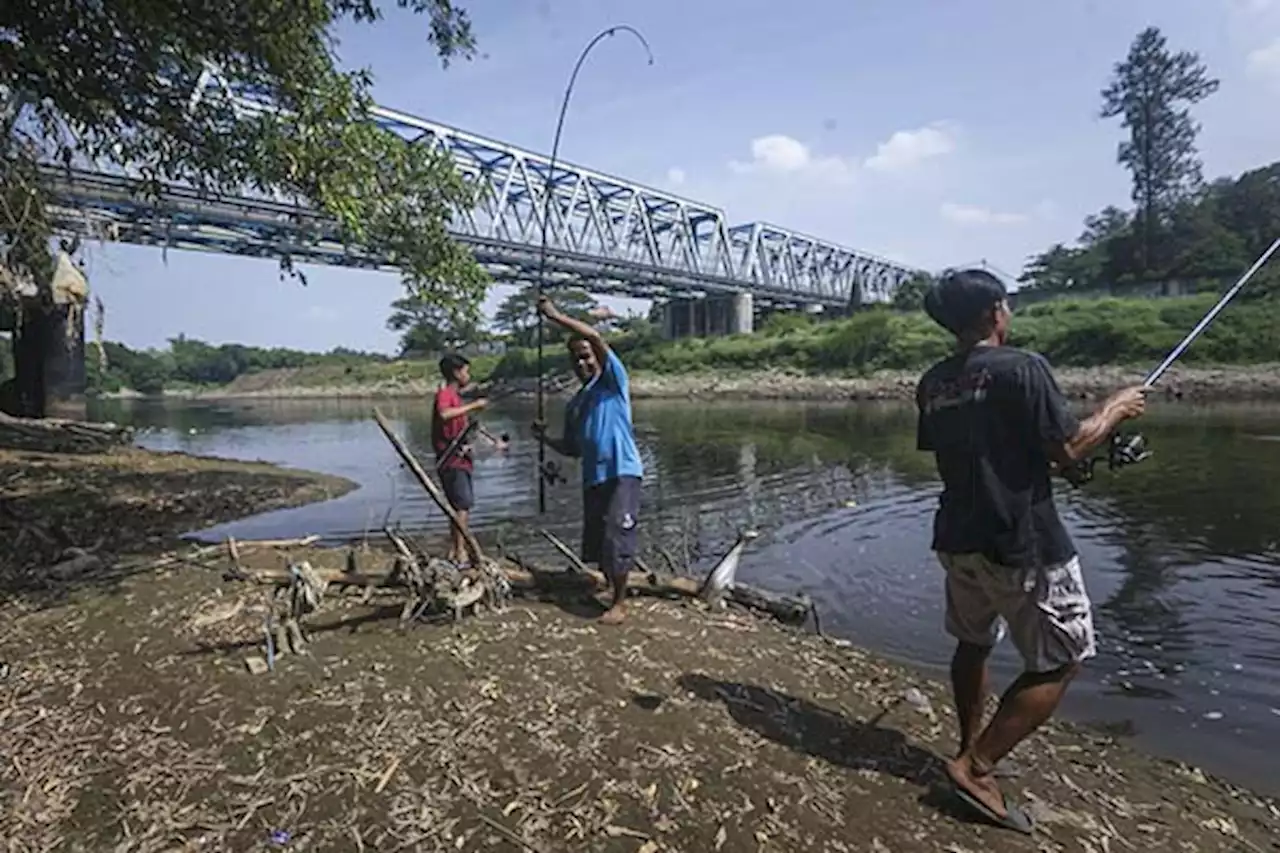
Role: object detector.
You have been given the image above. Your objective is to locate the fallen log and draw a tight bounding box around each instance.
[228,558,815,626]
[0,411,133,454]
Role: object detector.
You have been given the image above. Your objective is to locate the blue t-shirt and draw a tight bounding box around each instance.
[562,350,644,487]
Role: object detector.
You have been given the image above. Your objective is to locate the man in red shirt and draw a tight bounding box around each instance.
[432,354,492,565]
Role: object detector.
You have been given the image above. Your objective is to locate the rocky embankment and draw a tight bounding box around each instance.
[627,364,1280,403]
[149,364,1280,404]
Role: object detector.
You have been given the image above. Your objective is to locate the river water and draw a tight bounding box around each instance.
[91,396,1280,796]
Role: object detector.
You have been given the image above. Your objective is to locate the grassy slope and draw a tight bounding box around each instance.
[182,294,1280,398]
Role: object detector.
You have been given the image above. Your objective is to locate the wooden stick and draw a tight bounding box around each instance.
[230,535,321,549]
[538,528,588,574]
[372,408,484,566]
[475,813,547,853]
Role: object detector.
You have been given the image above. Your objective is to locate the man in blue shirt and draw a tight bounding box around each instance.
[532,294,644,625]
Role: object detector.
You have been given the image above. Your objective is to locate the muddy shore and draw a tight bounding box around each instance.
[138,363,1280,404]
[0,447,355,597]
[1,449,1277,850]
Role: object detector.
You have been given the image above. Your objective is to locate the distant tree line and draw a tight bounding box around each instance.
[386,283,651,356]
[87,334,389,395]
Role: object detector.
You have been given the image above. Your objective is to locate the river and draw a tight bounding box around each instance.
[90,395,1280,796]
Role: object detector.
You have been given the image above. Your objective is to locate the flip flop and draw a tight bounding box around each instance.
[948,780,1035,835]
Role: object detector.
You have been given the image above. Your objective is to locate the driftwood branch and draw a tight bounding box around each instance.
[229,559,813,626]
[372,407,484,566]
[539,528,587,575]
[0,411,133,454]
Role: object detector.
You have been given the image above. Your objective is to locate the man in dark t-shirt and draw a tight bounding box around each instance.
[915,269,1146,833]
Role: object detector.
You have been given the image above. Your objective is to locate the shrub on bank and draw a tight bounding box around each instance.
[485,293,1280,378]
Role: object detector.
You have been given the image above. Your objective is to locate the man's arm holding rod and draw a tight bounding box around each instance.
[438,397,488,422]
[1046,387,1146,476]
[537,295,609,366]
[530,295,587,458]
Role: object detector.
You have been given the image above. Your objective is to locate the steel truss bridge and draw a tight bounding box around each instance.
[42,75,921,310]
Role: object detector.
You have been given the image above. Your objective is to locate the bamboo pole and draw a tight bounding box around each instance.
[371,408,484,566]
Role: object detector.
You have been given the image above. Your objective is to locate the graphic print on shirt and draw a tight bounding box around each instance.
[919,367,994,416]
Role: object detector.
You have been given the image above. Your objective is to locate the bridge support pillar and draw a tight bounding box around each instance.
[8,304,86,418]
[659,293,755,340]
[731,292,753,335]
[1,252,88,418]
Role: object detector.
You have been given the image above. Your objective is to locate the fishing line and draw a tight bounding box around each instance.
[534,25,654,515]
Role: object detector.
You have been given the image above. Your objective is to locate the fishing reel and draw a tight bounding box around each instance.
[540,459,567,487]
[1060,432,1152,487]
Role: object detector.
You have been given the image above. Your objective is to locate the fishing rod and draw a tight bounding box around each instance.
[1063,235,1280,486]
[434,373,575,478]
[535,25,655,515]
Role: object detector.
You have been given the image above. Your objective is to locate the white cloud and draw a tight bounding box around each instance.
[666,167,687,186]
[728,134,855,182]
[1247,38,1280,86]
[863,123,956,173]
[940,202,1028,227]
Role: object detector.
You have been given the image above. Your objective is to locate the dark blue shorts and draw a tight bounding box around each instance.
[439,468,474,512]
[582,476,641,579]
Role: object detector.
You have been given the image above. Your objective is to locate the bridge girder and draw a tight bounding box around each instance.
[40,72,923,307]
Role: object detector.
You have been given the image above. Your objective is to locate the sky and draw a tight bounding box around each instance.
[78,0,1280,354]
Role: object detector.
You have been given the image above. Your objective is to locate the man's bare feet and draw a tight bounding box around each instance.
[945,756,1006,818]
[598,603,627,625]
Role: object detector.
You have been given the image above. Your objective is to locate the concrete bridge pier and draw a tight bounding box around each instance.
[659,292,754,340]
[1,252,89,418]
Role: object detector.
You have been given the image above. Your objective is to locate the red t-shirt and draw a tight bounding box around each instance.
[432,385,473,472]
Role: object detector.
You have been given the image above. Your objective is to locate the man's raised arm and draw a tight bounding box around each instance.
[537,295,609,368]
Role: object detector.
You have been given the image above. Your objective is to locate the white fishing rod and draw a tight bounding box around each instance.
[1143,235,1280,388]
[1068,235,1280,484]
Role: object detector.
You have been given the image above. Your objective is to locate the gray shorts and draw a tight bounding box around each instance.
[439,468,474,512]
[938,551,1097,673]
[582,476,641,580]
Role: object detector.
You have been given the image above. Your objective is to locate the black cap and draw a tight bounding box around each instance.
[439,352,470,379]
[924,268,1008,335]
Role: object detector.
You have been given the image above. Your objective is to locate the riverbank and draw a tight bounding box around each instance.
[0,446,356,597]
[1,539,1275,851]
[1,451,1277,850]
[124,362,1280,403]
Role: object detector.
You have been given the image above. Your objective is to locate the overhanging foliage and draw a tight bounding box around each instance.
[1,0,486,321]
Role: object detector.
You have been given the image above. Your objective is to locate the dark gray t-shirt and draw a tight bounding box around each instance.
[915,345,1080,569]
